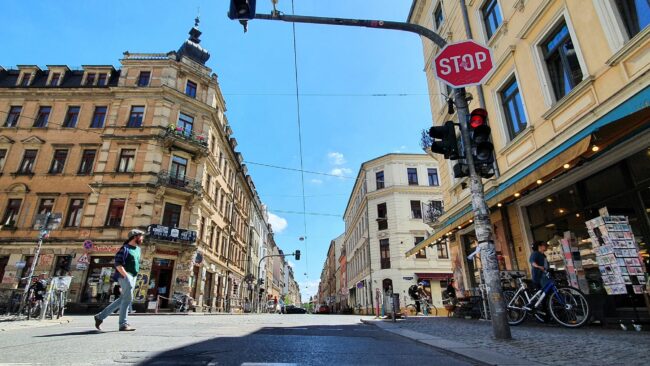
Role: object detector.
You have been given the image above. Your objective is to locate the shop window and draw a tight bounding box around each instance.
[78,149,96,175]
[185,80,197,98]
[18,256,34,288]
[126,106,144,128]
[415,237,426,258]
[49,149,68,174]
[2,199,22,227]
[428,168,439,186]
[49,73,60,86]
[105,198,126,227]
[407,168,419,185]
[377,203,388,230]
[33,106,51,128]
[437,242,449,259]
[82,256,115,303]
[137,71,150,87]
[541,21,584,101]
[626,147,650,184]
[615,0,650,39]
[37,198,55,215]
[380,239,391,269]
[482,0,503,39]
[411,200,423,219]
[500,77,527,140]
[117,149,136,173]
[177,113,194,136]
[583,164,627,205]
[376,171,385,189]
[90,106,107,128]
[162,202,182,228]
[65,199,84,227]
[4,106,21,127]
[63,106,80,128]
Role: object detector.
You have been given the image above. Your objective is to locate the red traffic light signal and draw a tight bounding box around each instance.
[469,108,488,128]
[468,109,494,177]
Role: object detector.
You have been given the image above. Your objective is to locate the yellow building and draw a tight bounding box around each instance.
[0,21,258,313]
[407,0,649,314]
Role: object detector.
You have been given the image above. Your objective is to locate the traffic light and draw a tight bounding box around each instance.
[295,250,301,261]
[228,0,256,19]
[429,121,459,160]
[258,278,264,285]
[468,108,495,178]
[453,163,469,178]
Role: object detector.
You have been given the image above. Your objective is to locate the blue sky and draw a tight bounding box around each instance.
[1,0,433,302]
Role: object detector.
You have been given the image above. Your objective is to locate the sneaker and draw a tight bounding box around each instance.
[94,315,103,331]
[119,324,136,331]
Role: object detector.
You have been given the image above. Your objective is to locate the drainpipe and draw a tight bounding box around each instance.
[460,0,500,178]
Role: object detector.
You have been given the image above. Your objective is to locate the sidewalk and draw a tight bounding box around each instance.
[362,317,649,366]
[0,315,72,331]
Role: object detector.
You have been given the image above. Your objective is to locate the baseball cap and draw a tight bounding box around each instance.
[128,229,146,239]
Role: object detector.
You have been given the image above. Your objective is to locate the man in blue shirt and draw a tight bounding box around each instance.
[529,240,549,290]
[94,229,143,331]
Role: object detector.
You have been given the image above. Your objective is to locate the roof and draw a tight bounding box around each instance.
[0,69,120,88]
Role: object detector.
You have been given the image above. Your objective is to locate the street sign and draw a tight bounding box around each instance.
[83,240,93,250]
[77,253,90,265]
[434,40,493,88]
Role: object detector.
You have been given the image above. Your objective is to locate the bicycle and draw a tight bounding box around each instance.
[504,272,590,328]
[405,297,438,316]
[46,276,72,319]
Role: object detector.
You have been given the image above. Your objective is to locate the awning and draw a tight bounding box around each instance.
[406,86,649,258]
[415,273,453,281]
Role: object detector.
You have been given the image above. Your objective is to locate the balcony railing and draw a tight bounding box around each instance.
[157,170,202,195]
[423,200,444,226]
[161,126,209,152]
[147,224,197,244]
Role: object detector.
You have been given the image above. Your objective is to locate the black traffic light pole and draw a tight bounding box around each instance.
[255,251,300,313]
[232,6,510,339]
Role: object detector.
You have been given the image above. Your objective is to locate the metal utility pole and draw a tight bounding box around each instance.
[255,250,300,313]
[228,2,511,340]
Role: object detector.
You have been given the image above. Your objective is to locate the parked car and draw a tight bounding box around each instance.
[317,304,330,314]
[266,300,276,313]
[285,305,307,314]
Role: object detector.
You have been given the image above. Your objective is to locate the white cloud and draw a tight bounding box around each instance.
[310,178,323,185]
[327,152,346,165]
[268,213,288,233]
[330,167,352,177]
[298,280,320,303]
[394,145,408,153]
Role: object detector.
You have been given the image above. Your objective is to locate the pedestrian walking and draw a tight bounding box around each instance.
[93,229,144,331]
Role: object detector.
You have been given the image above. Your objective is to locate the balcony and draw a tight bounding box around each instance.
[160,126,209,156]
[423,200,444,227]
[146,224,197,245]
[156,170,202,196]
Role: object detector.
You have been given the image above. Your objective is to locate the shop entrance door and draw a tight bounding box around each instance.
[204,271,214,308]
[148,258,174,308]
[191,265,200,299]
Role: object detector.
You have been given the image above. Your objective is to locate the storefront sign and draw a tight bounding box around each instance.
[155,249,179,256]
[92,245,120,253]
[402,276,414,280]
[147,224,197,243]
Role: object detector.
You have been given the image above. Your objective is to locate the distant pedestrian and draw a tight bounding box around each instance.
[94,229,144,331]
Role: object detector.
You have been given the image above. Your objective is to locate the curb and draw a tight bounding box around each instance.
[0,317,72,332]
[361,319,544,366]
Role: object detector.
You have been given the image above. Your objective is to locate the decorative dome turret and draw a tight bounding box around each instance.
[177,17,210,65]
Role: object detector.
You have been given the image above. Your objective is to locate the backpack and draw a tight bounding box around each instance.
[408,285,419,300]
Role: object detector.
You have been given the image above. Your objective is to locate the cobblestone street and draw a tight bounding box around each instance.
[375,317,650,366]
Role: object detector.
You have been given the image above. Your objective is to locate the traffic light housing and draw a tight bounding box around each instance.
[429,121,459,160]
[468,108,495,178]
[228,0,256,20]
[295,250,301,261]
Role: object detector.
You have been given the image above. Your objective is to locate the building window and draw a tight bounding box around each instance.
[380,239,391,269]
[90,106,107,128]
[205,174,212,196]
[85,73,96,86]
[542,22,583,101]
[49,149,68,174]
[18,256,34,288]
[37,198,55,215]
[407,168,419,185]
[34,106,51,128]
[65,199,84,227]
[377,203,388,230]
[170,155,188,179]
[49,73,61,86]
[137,71,150,87]
[411,200,423,219]
[2,199,22,227]
[97,73,107,86]
[500,77,527,140]
[177,113,194,136]
[427,168,439,186]
[0,149,6,171]
[63,106,80,128]
[376,171,385,189]
[616,0,650,39]
[199,217,206,242]
[482,0,503,39]
[185,80,197,98]
[437,242,449,259]
[117,149,136,173]
[78,149,96,175]
[162,202,182,228]
[5,106,21,127]
[434,3,444,29]
[415,237,426,258]
[105,198,126,227]
[18,73,31,86]
[18,150,37,174]
[127,106,144,128]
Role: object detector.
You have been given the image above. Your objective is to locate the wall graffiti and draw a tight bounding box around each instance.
[176,275,190,287]
[133,273,149,303]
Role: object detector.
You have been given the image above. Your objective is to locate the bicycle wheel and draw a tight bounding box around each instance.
[548,286,590,328]
[503,290,527,325]
[429,303,438,317]
[405,304,418,316]
[57,292,66,318]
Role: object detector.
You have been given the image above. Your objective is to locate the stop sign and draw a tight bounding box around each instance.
[434,40,494,88]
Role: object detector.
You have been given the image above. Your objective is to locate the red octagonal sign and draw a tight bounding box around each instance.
[434,40,494,88]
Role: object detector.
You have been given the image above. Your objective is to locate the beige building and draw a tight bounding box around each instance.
[0,21,266,313]
[344,154,452,315]
[407,0,649,314]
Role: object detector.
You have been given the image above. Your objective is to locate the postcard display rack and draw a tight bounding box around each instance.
[586,215,647,295]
